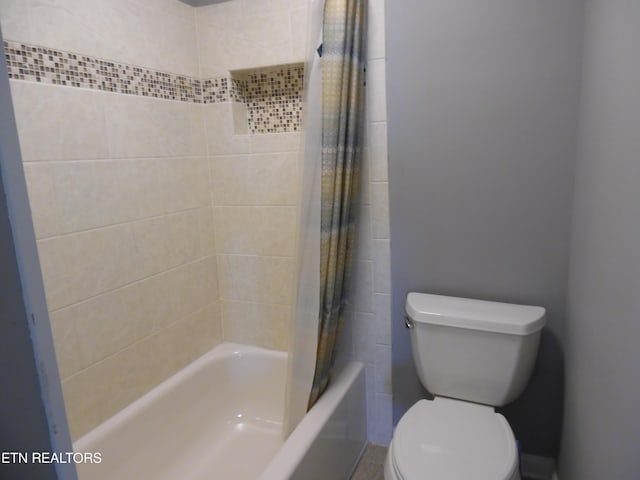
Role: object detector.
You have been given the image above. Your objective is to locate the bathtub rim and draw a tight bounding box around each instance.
[258,360,367,480]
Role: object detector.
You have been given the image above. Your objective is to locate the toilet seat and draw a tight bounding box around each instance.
[390,397,518,480]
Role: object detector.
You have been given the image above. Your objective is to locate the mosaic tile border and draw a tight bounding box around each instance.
[3,40,304,133]
[3,40,203,103]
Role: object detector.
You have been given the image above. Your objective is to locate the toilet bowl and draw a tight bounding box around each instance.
[385,398,519,480]
[385,293,546,480]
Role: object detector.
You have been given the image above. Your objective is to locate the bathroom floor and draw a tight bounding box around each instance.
[350,444,387,480]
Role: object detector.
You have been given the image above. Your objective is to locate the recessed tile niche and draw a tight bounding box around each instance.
[230,63,305,135]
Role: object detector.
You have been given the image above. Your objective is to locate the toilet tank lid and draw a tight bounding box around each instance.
[406,293,546,335]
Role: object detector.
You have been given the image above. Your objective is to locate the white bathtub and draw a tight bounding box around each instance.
[74,343,366,480]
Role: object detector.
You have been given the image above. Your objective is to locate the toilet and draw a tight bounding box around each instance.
[385,293,546,480]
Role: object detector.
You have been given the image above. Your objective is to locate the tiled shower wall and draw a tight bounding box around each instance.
[348,0,392,445]
[196,1,308,350]
[0,0,219,440]
[0,0,311,439]
[0,0,392,446]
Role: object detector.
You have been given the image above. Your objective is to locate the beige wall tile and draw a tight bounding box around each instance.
[248,152,299,205]
[249,133,302,153]
[262,255,295,304]
[211,155,250,205]
[352,312,376,363]
[197,0,243,28]
[24,0,199,78]
[62,344,134,440]
[198,207,217,258]
[25,156,211,240]
[211,153,299,206]
[217,254,263,303]
[0,0,32,44]
[105,95,206,158]
[49,311,81,380]
[205,302,223,346]
[372,239,391,295]
[203,104,251,155]
[163,209,210,268]
[154,16,200,79]
[290,7,310,61]
[157,157,211,214]
[10,82,109,162]
[374,344,392,395]
[50,160,124,234]
[172,258,219,330]
[62,330,173,439]
[118,277,164,340]
[232,102,249,135]
[217,254,294,304]
[367,122,389,182]
[117,158,166,221]
[190,104,209,155]
[62,297,222,441]
[374,293,391,345]
[258,206,298,256]
[129,267,184,334]
[36,235,79,312]
[150,0,195,24]
[22,163,61,239]
[356,204,373,260]
[240,0,291,16]
[370,182,390,239]
[128,259,217,335]
[366,59,387,123]
[68,291,140,372]
[162,306,221,371]
[198,11,292,75]
[213,206,296,256]
[126,331,178,399]
[197,0,310,357]
[37,223,134,310]
[367,0,386,60]
[62,368,108,440]
[213,206,260,254]
[197,0,308,76]
[27,0,120,68]
[37,207,213,311]
[221,300,291,351]
[351,259,374,313]
[131,216,173,279]
[238,12,293,65]
[359,146,372,205]
[52,257,217,379]
[194,29,236,78]
[289,0,310,8]
[196,1,244,77]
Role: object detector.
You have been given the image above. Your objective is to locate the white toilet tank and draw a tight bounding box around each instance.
[406,293,546,406]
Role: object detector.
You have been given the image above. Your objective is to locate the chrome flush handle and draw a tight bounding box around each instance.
[405,315,414,329]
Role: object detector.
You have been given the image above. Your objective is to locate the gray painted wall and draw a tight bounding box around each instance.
[560,1,640,478]
[386,0,584,456]
[0,133,57,480]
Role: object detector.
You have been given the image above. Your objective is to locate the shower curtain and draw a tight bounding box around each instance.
[284,0,366,435]
[283,0,325,436]
[308,0,367,409]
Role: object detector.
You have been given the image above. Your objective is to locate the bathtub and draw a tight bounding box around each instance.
[74,343,366,480]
